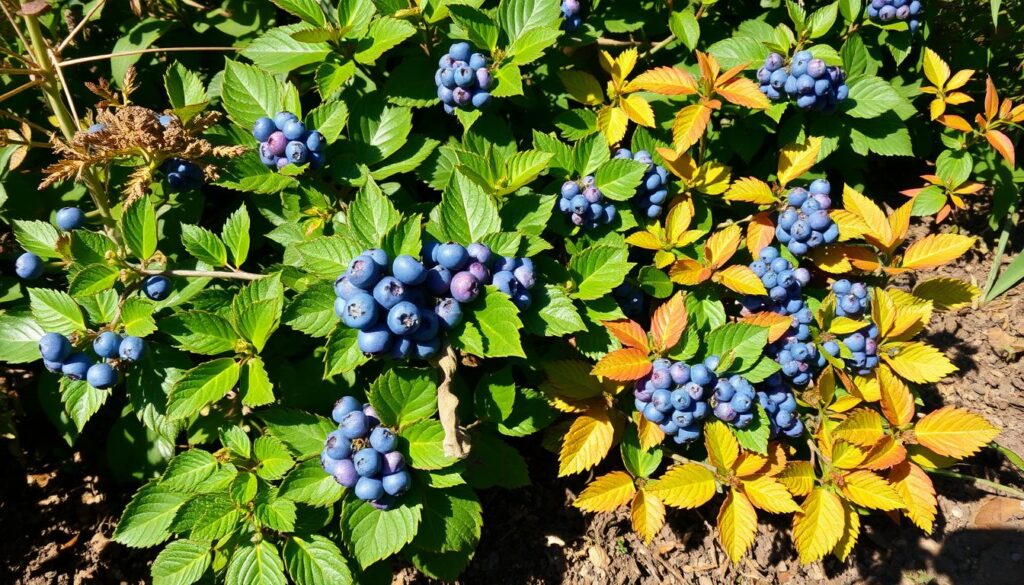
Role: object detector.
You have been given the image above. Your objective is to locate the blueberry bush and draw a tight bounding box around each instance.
[0,0,1022,582]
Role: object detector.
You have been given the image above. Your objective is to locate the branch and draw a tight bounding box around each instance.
[0,79,43,104]
[140,268,266,281]
[59,46,238,68]
[2,1,34,60]
[928,468,1024,500]
[56,0,107,53]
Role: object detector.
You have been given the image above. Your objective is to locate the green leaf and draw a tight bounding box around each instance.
[12,219,59,258]
[222,205,251,267]
[669,9,700,50]
[381,214,423,260]
[409,548,476,581]
[222,59,284,130]
[594,158,648,201]
[241,356,275,407]
[352,104,412,163]
[337,0,375,37]
[474,367,516,422]
[171,492,240,541]
[844,76,908,119]
[569,243,633,301]
[271,0,326,26]
[356,17,416,65]
[402,419,460,470]
[987,252,1024,302]
[324,323,370,377]
[232,276,284,352]
[279,459,344,507]
[732,405,771,454]
[491,63,523,98]
[411,485,482,553]
[449,5,499,51]
[496,388,555,436]
[61,378,110,431]
[449,287,525,358]
[113,483,189,548]
[112,19,170,86]
[935,149,973,185]
[707,36,768,70]
[0,313,44,363]
[909,186,946,217]
[160,449,219,492]
[705,323,768,373]
[620,425,662,478]
[807,2,838,38]
[507,26,560,66]
[255,435,295,480]
[295,235,362,278]
[521,285,586,337]
[283,535,353,585]
[261,408,337,459]
[431,169,501,245]
[181,224,227,267]
[573,134,611,176]
[283,282,337,338]
[463,430,530,488]
[164,61,207,109]
[226,542,286,585]
[498,0,560,39]
[242,24,331,74]
[255,490,297,532]
[849,113,913,157]
[122,195,157,260]
[349,178,401,248]
[369,367,439,429]
[340,499,421,568]
[304,101,349,142]
[69,264,119,298]
[166,358,241,420]
[839,0,861,22]
[221,426,252,459]
[152,540,211,585]
[29,288,85,334]
[161,311,238,355]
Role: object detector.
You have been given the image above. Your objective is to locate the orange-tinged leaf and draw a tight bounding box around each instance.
[715,62,748,86]
[696,51,720,83]
[831,441,867,469]
[629,66,698,95]
[834,409,885,447]
[559,70,605,105]
[872,287,898,337]
[937,114,973,132]
[715,264,768,296]
[832,500,860,561]
[945,91,973,105]
[746,212,776,257]
[777,137,823,188]
[922,48,950,88]
[840,470,904,510]
[717,490,759,564]
[716,77,771,109]
[603,319,650,352]
[705,420,739,472]
[669,258,711,285]
[778,461,815,497]
[861,436,907,470]
[843,184,893,247]
[647,463,717,509]
[574,471,637,512]
[630,487,666,544]
[725,176,776,204]
[914,406,999,459]
[946,68,974,90]
[984,77,998,120]
[650,292,687,354]
[559,407,617,476]
[764,442,788,476]
[881,341,957,384]
[889,461,937,533]
[625,230,664,250]
[743,476,801,513]
[634,411,665,450]
[621,94,656,127]
[705,224,741,269]
[793,488,846,564]
[986,129,1015,167]
[672,103,712,152]
[734,452,770,477]
[741,312,792,344]
[878,364,915,426]
[900,234,976,270]
[657,147,697,180]
[592,348,653,382]
[597,105,629,145]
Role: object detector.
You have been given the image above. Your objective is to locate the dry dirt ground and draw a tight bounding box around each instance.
[3,223,1023,585]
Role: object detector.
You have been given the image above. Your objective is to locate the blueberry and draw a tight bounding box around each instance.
[449,42,471,62]
[807,59,826,79]
[340,410,370,440]
[44,361,65,376]
[334,275,360,300]
[381,451,406,474]
[354,476,385,500]
[273,111,298,130]
[452,87,471,106]
[266,131,288,156]
[118,336,145,361]
[760,247,780,261]
[879,5,896,20]
[369,427,398,453]
[493,256,517,272]
[513,265,535,290]
[765,52,784,71]
[424,266,452,296]
[285,141,308,164]
[391,255,427,285]
[570,194,588,215]
[450,271,480,302]
[93,331,123,359]
[467,261,490,284]
[62,352,92,380]
[704,355,721,372]
[39,332,72,362]
[358,324,392,354]
[454,66,475,87]
[492,270,520,296]
[732,393,753,412]
[435,298,463,328]
[15,252,43,279]
[347,255,382,289]
[321,451,342,475]
[669,363,690,385]
[341,293,378,330]
[412,311,440,342]
[471,92,491,109]
[466,242,492,265]
[436,243,469,270]
[305,131,325,152]
[253,117,276,142]
[382,470,410,496]
[561,181,581,198]
[332,395,362,423]
[690,364,713,386]
[769,69,788,89]
[413,337,441,359]
[469,53,487,69]
[386,301,421,336]
[259,142,278,166]
[332,459,359,488]
[55,207,86,231]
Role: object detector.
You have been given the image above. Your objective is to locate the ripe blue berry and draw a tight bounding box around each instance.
[369,426,397,452]
[435,298,462,328]
[39,332,72,362]
[87,362,117,389]
[435,243,468,270]
[358,324,392,354]
[55,207,86,231]
[332,396,362,423]
[341,293,378,330]
[93,331,123,359]
[62,352,92,380]
[118,336,146,361]
[347,254,382,289]
[386,301,421,336]
[353,447,382,477]
[15,252,43,279]
[143,275,171,301]
[333,459,359,488]
[273,111,298,130]
[355,476,385,501]
[382,470,410,496]
[450,271,480,302]
[392,255,427,285]
[285,140,308,164]
[253,117,276,142]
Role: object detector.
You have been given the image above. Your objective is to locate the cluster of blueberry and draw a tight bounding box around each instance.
[613,148,670,220]
[867,0,923,32]
[744,247,813,321]
[831,280,880,375]
[321,397,409,509]
[38,331,145,389]
[253,112,325,171]
[435,42,491,114]
[561,0,583,32]
[776,181,839,256]
[422,241,537,310]
[613,282,645,320]
[757,51,849,112]
[558,176,616,229]
[756,374,804,438]
[710,373,760,429]
[774,337,825,387]
[634,357,720,443]
[162,157,204,193]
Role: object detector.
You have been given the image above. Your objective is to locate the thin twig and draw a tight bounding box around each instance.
[0,108,50,134]
[928,468,1024,500]
[59,46,238,68]
[0,0,34,59]
[56,0,106,53]
[595,38,645,47]
[140,268,266,281]
[0,137,51,148]
[48,48,80,128]
[0,78,43,103]
[0,66,40,74]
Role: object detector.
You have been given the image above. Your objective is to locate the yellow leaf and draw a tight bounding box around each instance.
[946,68,975,90]
[889,461,938,533]
[716,77,771,109]
[647,463,717,509]
[840,470,904,510]
[559,407,617,476]
[657,147,698,180]
[691,161,732,195]
[559,70,605,105]
[574,471,637,512]
[597,106,629,146]
[929,97,946,120]
[900,234,976,270]
[635,411,666,449]
[742,476,801,513]
[808,245,852,273]
[598,50,615,75]
[542,360,608,401]
[938,114,973,132]
[705,224,741,269]
[842,184,893,247]
[944,91,973,105]
[628,66,699,95]
[872,287,898,339]
[778,461,816,497]
[777,136,823,188]
[886,201,913,249]
[625,230,664,250]
[913,277,980,311]
[621,94,656,127]
[906,444,959,469]
[696,51,720,83]
[877,365,915,426]
[602,319,650,352]
[704,420,738,472]
[829,316,869,335]
[881,341,957,384]
[669,258,711,285]
[725,177,776,204]
[613,48,638,86]
[831,393,863,413]
[649,292,687,354]
[717,490,759,564]
[734,452,769,477]
[861,435,908,470]
[922,48,950,88]
[793,488,845,564]
[672,103,712,152]
[834,409,885,447]
[831,440,867,469]
[630,487,666,544]
[913,406,1000,459]
[832,500,860,561]
[592,348,653,382]
[715,264,768,296]
[830,210,870,241]
[665,197,694,241]
[654,250,676,269]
